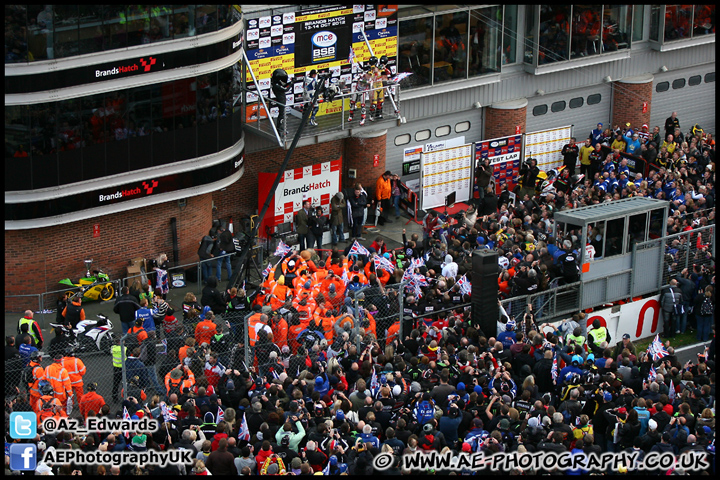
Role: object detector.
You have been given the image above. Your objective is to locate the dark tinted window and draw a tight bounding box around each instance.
[587,94,602,105]
[656,81,669,92]
[551,101,566,112]
[672,78,686,89]
[533,104,548,116]
[705,72,715,83]
[569,97,584,108]
[688,75,702,86]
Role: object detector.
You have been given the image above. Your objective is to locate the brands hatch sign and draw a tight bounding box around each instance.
[94,56,162,79]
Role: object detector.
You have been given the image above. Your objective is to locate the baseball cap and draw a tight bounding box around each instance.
[572,354,583,365]
[597,122,603,127]
[462,442,472,452]
[648,419,658,431]
[603,391,612,402]
[622,333,631,339]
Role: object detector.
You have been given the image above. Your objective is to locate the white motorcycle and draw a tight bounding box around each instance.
[50,313,114,355]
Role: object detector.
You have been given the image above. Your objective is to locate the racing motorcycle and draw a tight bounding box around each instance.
[49,313,114,355]
[58,259,117,302]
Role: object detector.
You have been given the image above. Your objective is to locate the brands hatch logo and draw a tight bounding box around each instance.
[96,56,157,77]
[142,179,159,195]
[99,179,159,202]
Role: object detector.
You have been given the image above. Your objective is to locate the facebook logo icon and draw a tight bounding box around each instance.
[9,444,37,471]
[9,412,36,439]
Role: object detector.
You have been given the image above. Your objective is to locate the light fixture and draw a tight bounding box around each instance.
[473,101,482,109]
[659,65,668,72]
[400,116,407,124]
[603,75,612,83]
[535,89,545,96]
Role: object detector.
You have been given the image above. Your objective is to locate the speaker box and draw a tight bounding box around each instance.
[471,250,499,335]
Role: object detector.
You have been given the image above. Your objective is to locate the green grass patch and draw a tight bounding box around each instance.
[635,330,702,353]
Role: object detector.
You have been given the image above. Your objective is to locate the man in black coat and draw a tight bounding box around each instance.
[114,286,141,334]
[519,158,540,199]
[474,158,492,209]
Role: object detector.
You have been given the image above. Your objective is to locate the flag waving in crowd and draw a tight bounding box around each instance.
[238,412,250,442]
[647,365,657,382]
[551,355,558,384]
[457,274,472,295]
[348,240,370,257]
[274,241,292,257]
[374,254,395,274]
[646,334,669,361]
[122,406,131,439]
[160,402,176,421]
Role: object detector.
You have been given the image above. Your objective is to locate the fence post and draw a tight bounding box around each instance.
[197,262,203,296]
[398,282,405,344]
[120,334,128,402]
[244,312,251,373]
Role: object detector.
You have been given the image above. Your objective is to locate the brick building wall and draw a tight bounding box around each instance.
[5,194,212,312]
[343,129,388,194]
[484,99,528,140]
[612,75,653,131]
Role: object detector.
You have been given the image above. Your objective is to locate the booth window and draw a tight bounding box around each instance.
[604,217,625,257]
[533,104,548,116]
[435,125,451,137]
[627,212,649,251]
[656,81,670,92]
[551,100,566,112]
[394,134,411,146]
[569,97,584,108]
[705,72,715,83]
[415,129,431,142]
[672,78,686,89]
[688,75,702,86]
[455,121,471,133]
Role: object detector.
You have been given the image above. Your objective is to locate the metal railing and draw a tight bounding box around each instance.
[241,81,402,146]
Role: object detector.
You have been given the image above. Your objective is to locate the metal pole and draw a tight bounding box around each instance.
[243,50,282,146]
[231,74,329,290]
[120,334,128,402]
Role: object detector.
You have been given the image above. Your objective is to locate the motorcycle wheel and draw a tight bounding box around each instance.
[99,334,112,354]
[100,284,115,301]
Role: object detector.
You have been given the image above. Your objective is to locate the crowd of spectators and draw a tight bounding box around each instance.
[4,114,715,475]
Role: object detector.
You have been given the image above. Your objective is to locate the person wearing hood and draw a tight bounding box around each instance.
[441,254,458,278]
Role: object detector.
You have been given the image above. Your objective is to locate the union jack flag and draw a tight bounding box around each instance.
[648,365,657,382]
[216,405,224,423]
[262,263,272,279]
[341,268,349,286]
[456,275,472,295]
[274,241,292,257]
[348,240,370,257]
[122,406,131,439]
[551,355,558,384]
[370,367,380,392]
[160,402,176,421]
[646,334,669,361]
[238,411,251,442]
[374,255,395,274]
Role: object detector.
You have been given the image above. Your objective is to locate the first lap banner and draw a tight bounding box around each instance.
[474,134,523,195]
[245,5,398,121]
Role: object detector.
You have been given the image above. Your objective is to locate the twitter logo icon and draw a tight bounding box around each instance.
[10,412,36,439]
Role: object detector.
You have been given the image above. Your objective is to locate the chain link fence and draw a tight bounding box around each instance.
[660,224,715,287]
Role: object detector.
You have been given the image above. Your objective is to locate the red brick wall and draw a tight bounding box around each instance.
[343,131,387,192]
[4,194,212,312]
[485,105,527,140]
[612,80,653,131]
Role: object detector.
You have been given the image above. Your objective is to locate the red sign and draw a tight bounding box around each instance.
[373,154,379,167]
[515,125,521,134]
[93,224,100,238]
[642,102,648,113]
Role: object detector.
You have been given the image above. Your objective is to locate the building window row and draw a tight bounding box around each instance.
[5,5,241,64]
[533,93,602,116]
[397,5,514,90]
[524,5,644,66]
[394,121,472,146]
[650,5,716,43]
[5,65,242,191]
[656,72,715,93]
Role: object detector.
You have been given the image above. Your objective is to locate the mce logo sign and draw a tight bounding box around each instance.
[312,31,337,61]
